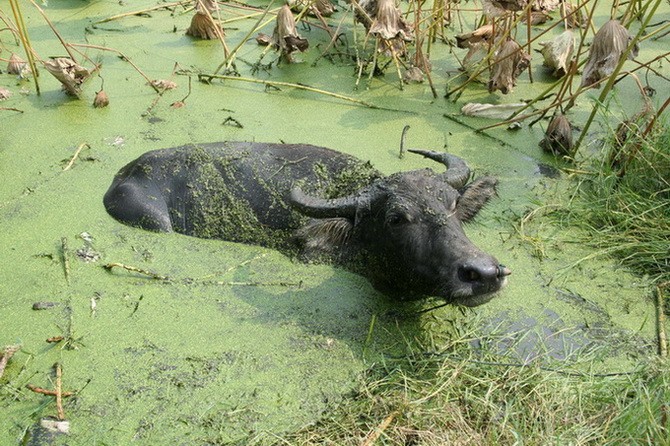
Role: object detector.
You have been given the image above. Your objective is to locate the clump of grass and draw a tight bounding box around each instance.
[265,329,669,445]
[565,118,669,285]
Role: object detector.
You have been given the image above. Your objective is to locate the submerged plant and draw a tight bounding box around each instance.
[581,20,639,89]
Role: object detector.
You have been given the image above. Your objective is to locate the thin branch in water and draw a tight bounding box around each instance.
[63,143,91,171]
[68,43,160,93]
[196,72,396,110]
[104,263,169,281]
[95,1,191,24]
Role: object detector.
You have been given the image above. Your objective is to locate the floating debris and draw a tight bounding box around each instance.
[93,90,109,108]
[32,302,61,310]
[7,54,31,77]
[0,87,11,101]
[149,79,178,90]
[539,114,573,155]
[43,58,91,96]
[488,39,531,94]
[456,24,494,49]
[521,10,551,25]
[186,0,224,40]
[403,66,424,83]
[271,5,309,63]
[538,30,575,77]
[0,345,20,379]
[461,102,527,119]
[581,20,638,89]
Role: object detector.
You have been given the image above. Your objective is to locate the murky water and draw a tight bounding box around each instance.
[1,1,667,443]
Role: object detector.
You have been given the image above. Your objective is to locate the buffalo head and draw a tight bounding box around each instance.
[290,149,510,306]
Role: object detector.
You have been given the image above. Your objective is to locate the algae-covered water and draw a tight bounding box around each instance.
[1,1,668,443]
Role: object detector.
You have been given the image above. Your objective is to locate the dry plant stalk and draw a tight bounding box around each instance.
[539,30,575,77]
[43,58,91,96]
[488,39,531,94]
[539,113,573,155]
[186,0,224,40]
[271,5,309,63]
[581,19,638,89]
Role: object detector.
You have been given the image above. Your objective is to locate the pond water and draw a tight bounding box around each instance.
[1,0,667,443]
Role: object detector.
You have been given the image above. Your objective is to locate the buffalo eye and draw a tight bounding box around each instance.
[386,213,408,227]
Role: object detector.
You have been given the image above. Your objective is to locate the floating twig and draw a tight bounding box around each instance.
[362,412,397,446]
[95,1,191,24]
[0,107,24,113]
[196,73,390,110]
[61,238,70,285]
[63,143,91,171]
[46,337,65,343]
[68,44,159,93]
[104,263,169,281]
[26,385,73,398]
[399,125,410,159]
[55,363,64,420]
[29,0,77,62]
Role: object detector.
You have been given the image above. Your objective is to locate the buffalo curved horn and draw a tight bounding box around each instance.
[408,149,471,189]
[289,187,359,219]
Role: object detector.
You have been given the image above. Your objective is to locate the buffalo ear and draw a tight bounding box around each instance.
[292,218,354,261]
[456,176,498,222]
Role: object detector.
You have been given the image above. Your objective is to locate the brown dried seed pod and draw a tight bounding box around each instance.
[538,30,575,77]
[539,114,573,156]
[560,2,587,29]
[271,5,309,63]
[43,58,90,96]
[488,39,531,94]
[93,90,109,108]
[7,54,30,76]
[369,0,413,41]
[580,20,638,89]
[186,0,224,40]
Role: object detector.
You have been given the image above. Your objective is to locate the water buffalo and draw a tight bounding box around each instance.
[103,142,509,306]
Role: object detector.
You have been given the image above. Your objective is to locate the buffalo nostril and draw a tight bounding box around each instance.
[459,263,498,284]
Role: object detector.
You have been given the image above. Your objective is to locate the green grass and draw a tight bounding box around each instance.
[567,117,669,285]
[261,329,669,445]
